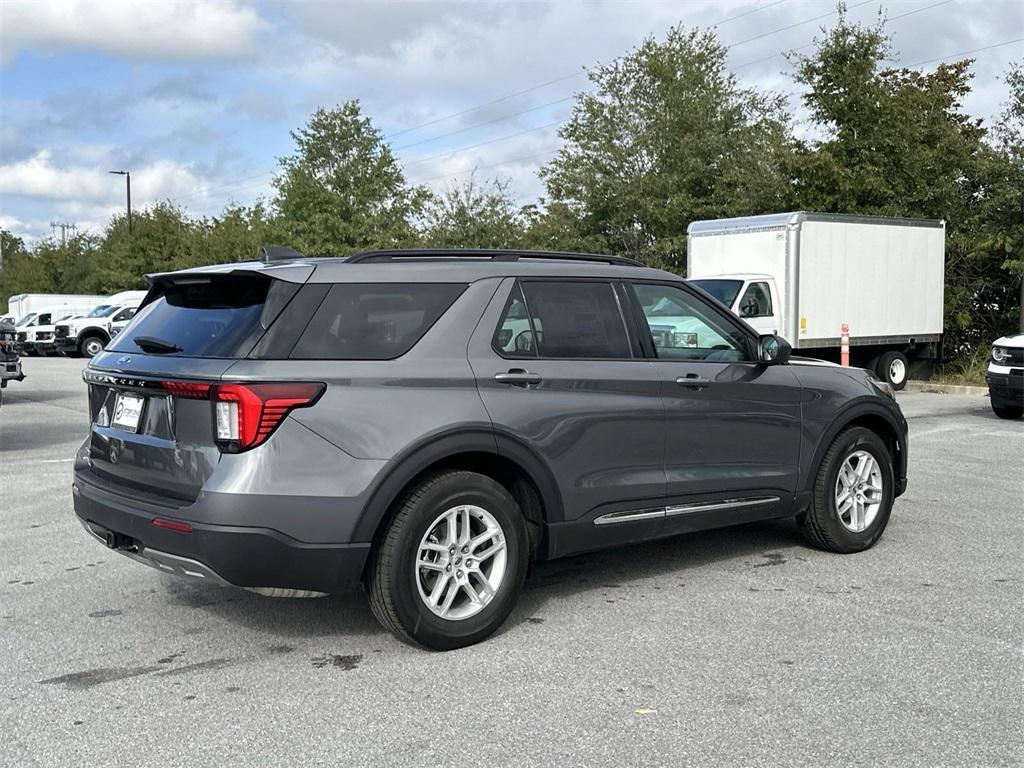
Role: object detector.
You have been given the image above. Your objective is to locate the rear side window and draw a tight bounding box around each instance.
[518,281,630,359]
[289,283,466,360]
[109,275,295,358]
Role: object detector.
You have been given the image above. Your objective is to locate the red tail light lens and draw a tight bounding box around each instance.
[160,379,324,452]
[161,381,211,399]
[212,382,324,452]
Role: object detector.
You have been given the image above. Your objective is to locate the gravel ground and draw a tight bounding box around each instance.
[1,357,1021,767]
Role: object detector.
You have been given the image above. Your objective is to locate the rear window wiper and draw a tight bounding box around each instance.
[133,335,182,354]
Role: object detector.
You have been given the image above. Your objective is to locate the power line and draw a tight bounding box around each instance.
[382,0,790,141]
[902,37,1024,68]
[406,148,563,185]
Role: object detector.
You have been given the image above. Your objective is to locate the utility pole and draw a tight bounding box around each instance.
[49,221,77,246]
[109,170,132,235]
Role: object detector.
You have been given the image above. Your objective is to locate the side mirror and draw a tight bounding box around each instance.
[759,334,791,365]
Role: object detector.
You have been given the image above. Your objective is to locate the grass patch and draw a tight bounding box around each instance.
[932,346,990,387]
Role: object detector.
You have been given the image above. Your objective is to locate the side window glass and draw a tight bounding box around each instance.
[739,282,772,318]
[115,308,137,322]
[632,283,751,362]
[37,314,51,325]
[493,283,537,356]
[520,281,630,359]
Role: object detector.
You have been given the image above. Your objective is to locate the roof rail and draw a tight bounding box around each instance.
[346,248,646,267]
[259,245,306,263]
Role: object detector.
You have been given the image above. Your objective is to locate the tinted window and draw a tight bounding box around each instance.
[632,283,751,362]
[690,279,743,308]
[520,281,630,359]
[290,283,466,360]
[112,307,137,322]
[109,275,289,358]
[493,283,536,356]
[738,282,773,317]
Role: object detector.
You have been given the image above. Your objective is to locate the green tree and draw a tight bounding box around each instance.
[93,203,197,291]
[188,202,282,268]
[420,175,527,248]
[0,230,42,314]
[541,26,794,270]
[789,10,1021,352]
[274,101,426,256]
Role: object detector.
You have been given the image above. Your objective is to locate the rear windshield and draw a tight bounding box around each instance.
[289,283,466,360]
[690,279,743,308]
[108,275,294,358]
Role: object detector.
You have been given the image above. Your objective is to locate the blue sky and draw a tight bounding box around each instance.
[1,0,1021,243]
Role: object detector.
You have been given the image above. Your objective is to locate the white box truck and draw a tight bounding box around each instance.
[686,212,945,389]
[5,293,107,323]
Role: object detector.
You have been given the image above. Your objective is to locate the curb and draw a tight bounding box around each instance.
[905,380,989,396]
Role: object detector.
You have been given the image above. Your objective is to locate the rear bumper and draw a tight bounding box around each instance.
[72,467,370,594]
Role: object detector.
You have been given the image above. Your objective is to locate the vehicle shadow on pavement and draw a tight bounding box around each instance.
[155,517,804,645]
[511,518,804,624]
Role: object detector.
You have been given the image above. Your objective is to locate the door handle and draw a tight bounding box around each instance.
[676,375,712,390]
[495,370,542,386]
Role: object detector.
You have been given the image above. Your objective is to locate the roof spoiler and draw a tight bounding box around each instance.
[259,245,305,263]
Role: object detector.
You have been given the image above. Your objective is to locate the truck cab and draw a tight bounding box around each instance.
[690,274,781,338]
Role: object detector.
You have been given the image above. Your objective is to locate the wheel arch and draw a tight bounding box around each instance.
[353,428,563,567]
[77,327,110,345]
[805,401,908,499]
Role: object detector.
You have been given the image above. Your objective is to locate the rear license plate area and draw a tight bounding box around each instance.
[110,392,145,433]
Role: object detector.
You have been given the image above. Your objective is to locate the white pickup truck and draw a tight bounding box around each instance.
[687,212,945,389]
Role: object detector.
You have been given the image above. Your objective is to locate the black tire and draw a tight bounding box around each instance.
[876,351,909,391]
[367,470,529,651]
[797,427,895,553]
[79,334,106,358]
[991,402,1023,420]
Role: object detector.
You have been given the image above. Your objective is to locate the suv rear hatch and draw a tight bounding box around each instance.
[84,266,312,503]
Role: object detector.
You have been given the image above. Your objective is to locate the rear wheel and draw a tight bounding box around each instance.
[797,427,895,553]
[79,334,105,358]
[367,470,529,650]
[876,351,909,391]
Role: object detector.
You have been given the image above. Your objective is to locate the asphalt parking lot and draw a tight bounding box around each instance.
[1,356,1021,767]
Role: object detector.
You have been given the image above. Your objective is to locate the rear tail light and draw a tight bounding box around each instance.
[160,380,324,453]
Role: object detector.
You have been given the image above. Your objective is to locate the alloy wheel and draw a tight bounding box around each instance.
[834,450,884,532]
[415,504,507,620]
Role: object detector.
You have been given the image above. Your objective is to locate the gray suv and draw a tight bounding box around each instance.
[73,248,908,649]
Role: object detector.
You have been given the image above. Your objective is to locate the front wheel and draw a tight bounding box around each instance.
[79,335,106,358]
[797,427,895,553]
[367,470,529,650]
[991,402,1023,420]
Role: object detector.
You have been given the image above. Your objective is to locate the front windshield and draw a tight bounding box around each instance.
[690,279,744,308]
[16,313,37,326]
[86,304,116,318]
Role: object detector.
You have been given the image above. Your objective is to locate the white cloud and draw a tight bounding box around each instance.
[0,0,270,64]
[0,149,215,213]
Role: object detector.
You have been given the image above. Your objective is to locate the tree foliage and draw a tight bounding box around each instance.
[273,101,425,255]
[540,26,794,270]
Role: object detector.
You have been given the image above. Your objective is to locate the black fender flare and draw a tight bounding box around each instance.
[803,398,908,497]
[351,426,564,544]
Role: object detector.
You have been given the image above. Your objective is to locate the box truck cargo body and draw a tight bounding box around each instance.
[687,212,945,389]
[5,293,106,321]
